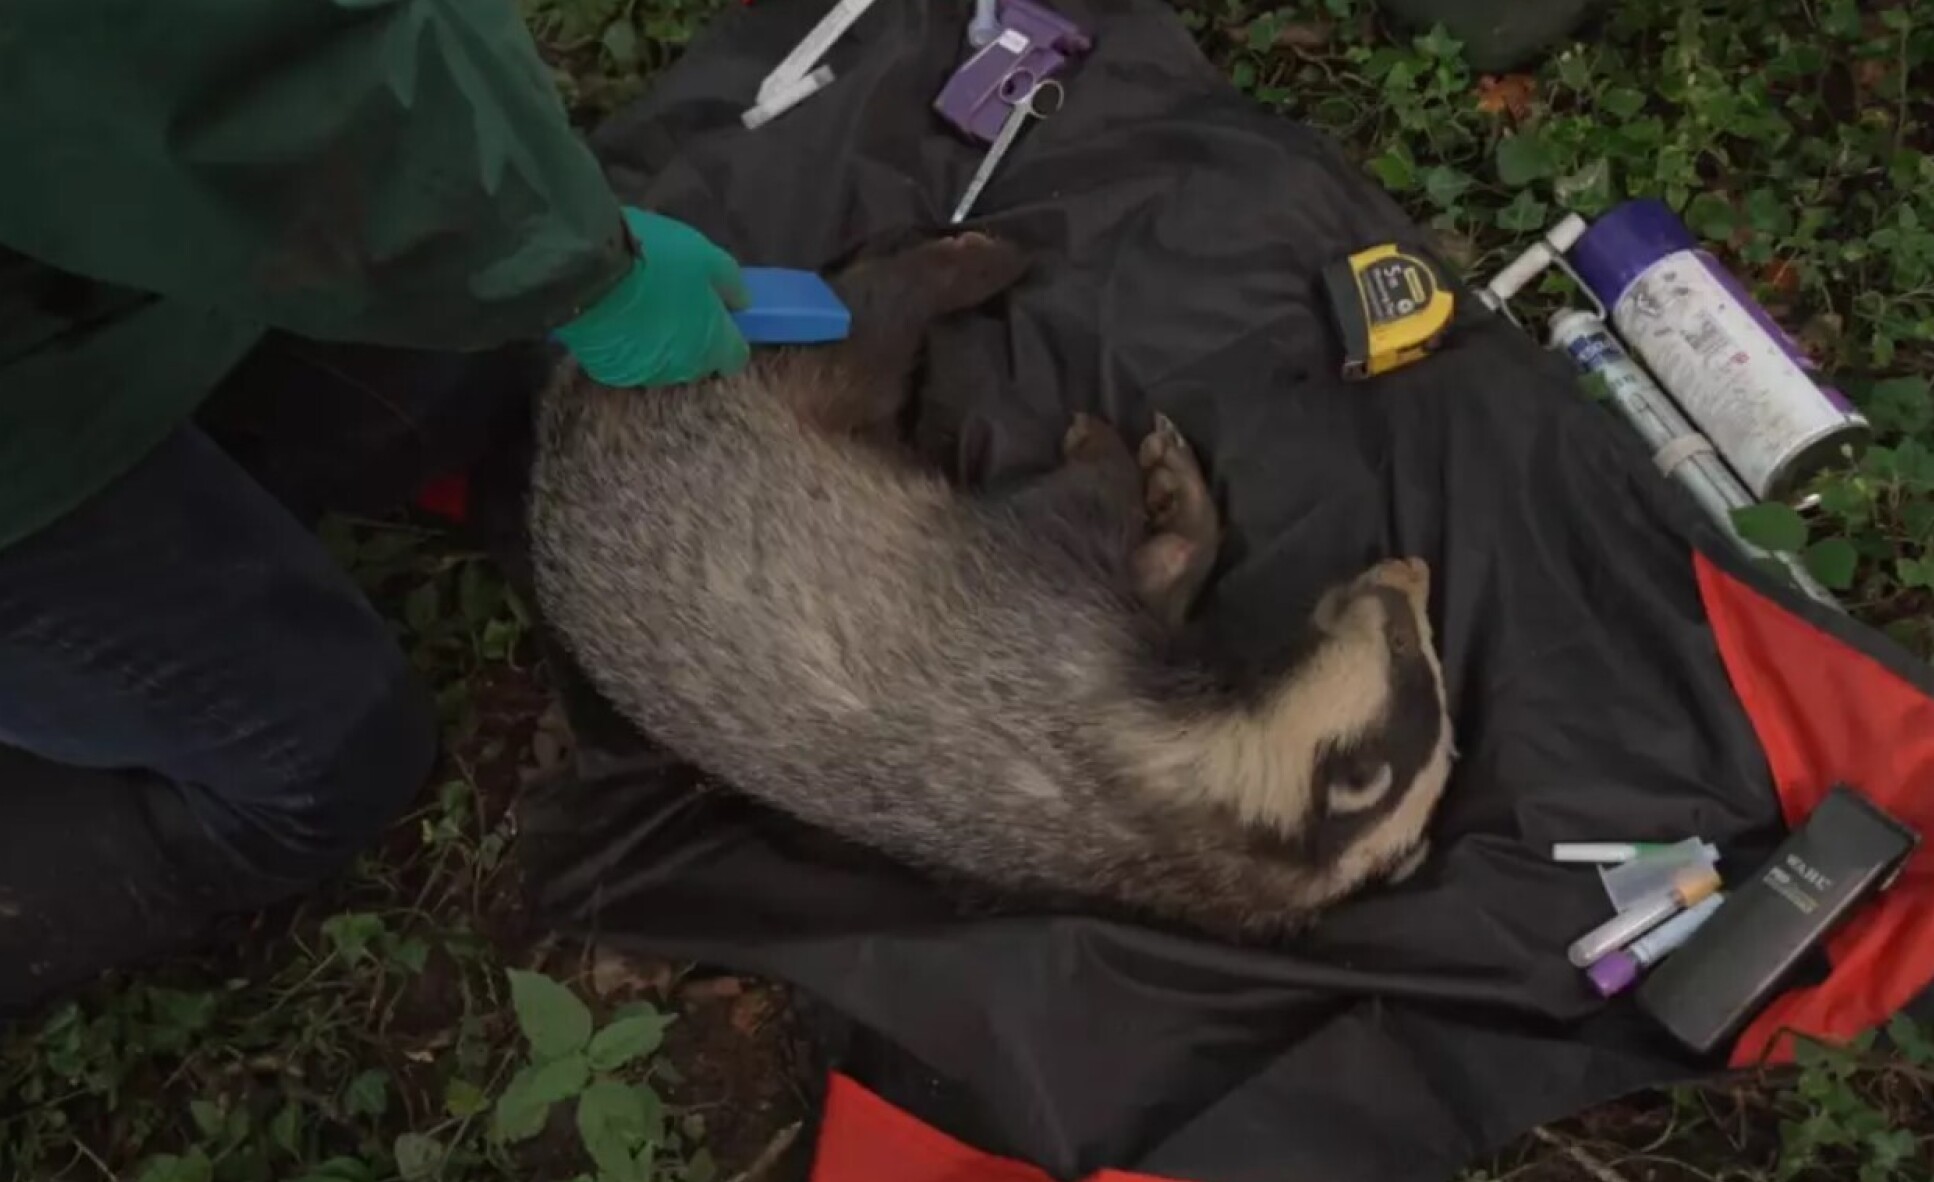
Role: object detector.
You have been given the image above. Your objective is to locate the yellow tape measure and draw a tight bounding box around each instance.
[1321,244,1456,379]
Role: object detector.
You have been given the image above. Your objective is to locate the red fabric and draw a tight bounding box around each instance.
[810,1072,1183,1182]
[413,472,471,523]
[1693,553,1934,1065]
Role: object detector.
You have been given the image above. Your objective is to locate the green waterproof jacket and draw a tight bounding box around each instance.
[0,0,634,550]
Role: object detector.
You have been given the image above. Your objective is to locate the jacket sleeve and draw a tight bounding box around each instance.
[0,0,634,352]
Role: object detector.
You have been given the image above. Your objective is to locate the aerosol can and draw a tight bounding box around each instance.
[1567,200,1869,503]
[1479,201,1856,609]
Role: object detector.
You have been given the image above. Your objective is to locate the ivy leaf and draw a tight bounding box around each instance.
[1602,87,1647,120]
[1684,192,1737,243]
[587,1011,673,1073]
[507,969,594,1062]
[600,19,639,71]
[1803,538,1858,591]
[1422,166,1472,210]
[386,935,431,976]
[189,1099,225,1139]
[1368,145,1416,191]
[288,1157,376,1182]
[445,1078,489,1120]
[403,581,441,636]
[1886,1014,1934,1066]
[321,913,386,965]
[270,1102,302,1159]
[344,1069,390,1119]
[576,1079,664,1182]
[1864,375,1933,436]
[1731,503,1808,554]
[492,1052,591,1144]
[1495,191,1549,232]
[1898,557,1934,590]
[137,1152,213,1182]
[1745,188,1794,236]
[1412,23,1462,60]
[684,1148,719,1182]
[393,1134,444,1181]
[1555,159,1614,214]
[1494,131,1556,186]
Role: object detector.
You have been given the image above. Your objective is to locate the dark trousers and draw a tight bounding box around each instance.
[0,332,545,1016]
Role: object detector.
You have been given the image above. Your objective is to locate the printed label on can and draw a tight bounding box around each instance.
[1694,253,1858,414]
[1558,323,1685,459]
[1613,251,1859,498]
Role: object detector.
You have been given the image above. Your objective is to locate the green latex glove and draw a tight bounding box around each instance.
[554,207,751,387]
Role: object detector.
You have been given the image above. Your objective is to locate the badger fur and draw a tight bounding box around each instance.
[527,233,1456,941]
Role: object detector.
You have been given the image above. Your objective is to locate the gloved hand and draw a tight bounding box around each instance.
[554,207,751,388]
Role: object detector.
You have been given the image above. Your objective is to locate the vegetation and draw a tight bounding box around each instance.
[4,1,1932,1179]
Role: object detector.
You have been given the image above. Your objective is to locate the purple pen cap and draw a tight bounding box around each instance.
[1586,950,1641,998]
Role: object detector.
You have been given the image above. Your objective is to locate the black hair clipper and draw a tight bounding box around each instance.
[1636,785,1918,1056]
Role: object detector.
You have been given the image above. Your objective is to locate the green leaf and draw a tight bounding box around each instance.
[1803,538,1858,591]
[1367,145,1416,191]
[587,1011,673,1073]
[190,1099,225,1138]
[289,1158,377,1182]
[600,19,639,70]
[220,1106,251,1152]
[1899,557,1934,590]
[1422,166,1471,210]
[577,1079,664,1182]
[492,1052,591,1144]
[1495,191,1549,232]
[344,1068,391,1119]
[1412,23,1462,60]
[138,1151,214,1182]
[1494,131,1556,187]
[147,988,220,1048]
[1731,503,1809,554]
[1864,376,1933,436]
[270,1102,302,1159]
[507,969,594,1062]
[1866,1126,1917,1168]
[1745,189,1794,236]
[1602,87,1647,120]
[445,1077,489,1120]
[1684,192,1737,242]
[393,1133,444,1181]
[1886,1014,1934,1065]
[386,935,431,976]
[321,913,386,964]
[1244,11,1283,52]
[457,561,506,630]
[684,1148,719,1182]
[1554,159,1613,214]
[403,581,442,636]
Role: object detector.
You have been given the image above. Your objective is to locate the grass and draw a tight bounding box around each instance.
[4,1,1934,1180]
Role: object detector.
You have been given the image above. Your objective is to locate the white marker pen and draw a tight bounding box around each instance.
[1552,841,1717,865]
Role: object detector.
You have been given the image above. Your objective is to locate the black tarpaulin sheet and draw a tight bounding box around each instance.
[512,2,1934,1179]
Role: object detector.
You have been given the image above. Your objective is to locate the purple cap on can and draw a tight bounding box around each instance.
[1586,950,1641,998]
[1568,198,1698,310]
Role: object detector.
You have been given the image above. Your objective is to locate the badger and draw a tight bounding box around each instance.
[526,233,1456,941]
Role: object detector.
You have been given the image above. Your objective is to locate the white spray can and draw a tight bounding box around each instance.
[1567,199,1868,502]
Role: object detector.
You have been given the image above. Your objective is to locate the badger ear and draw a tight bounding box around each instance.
[1326,760,1394,815]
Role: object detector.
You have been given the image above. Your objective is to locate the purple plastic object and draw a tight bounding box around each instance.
[1570,199,1855,412]
[1586,951,1642,998]
[1568,198,1694,311]
[933,0,1092,144]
